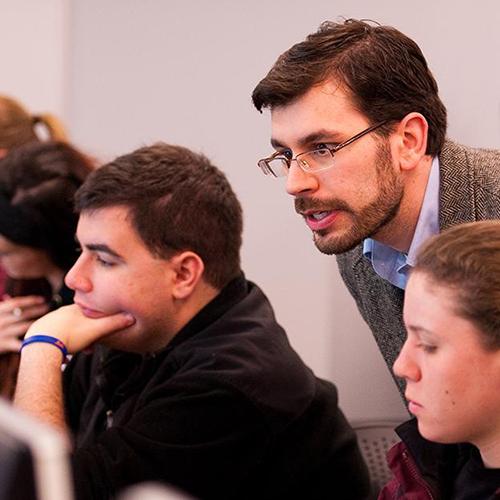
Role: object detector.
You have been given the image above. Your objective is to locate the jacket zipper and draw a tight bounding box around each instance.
[402,450,436,500]
[106,409,114,428]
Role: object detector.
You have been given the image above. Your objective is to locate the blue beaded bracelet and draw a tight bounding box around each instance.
[20,335,68,363]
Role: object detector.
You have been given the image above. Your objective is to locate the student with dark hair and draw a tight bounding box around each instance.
[14,143,370,500]
[0,141,93,398]
[380,221,500,498]
[252,18,500,394]
[0,95,72,398]
[0,95,69,297]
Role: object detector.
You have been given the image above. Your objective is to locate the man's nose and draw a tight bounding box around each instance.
[285,161,319,197]
[64,256,92,293]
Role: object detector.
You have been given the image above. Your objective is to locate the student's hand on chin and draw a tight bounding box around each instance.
[24,304,136,354]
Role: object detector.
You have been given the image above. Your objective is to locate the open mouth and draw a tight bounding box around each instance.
[309,211,330,221]
[303,210,339,231]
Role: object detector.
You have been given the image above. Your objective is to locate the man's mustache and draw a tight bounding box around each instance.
[295,197,352,214]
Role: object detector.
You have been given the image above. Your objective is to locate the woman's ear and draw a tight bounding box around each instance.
[393,112,429,171]
[169,251,205,300]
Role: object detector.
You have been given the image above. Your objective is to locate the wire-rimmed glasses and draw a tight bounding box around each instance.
[258,121,387,177]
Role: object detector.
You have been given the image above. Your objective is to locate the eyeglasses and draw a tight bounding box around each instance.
[258,121,387,177]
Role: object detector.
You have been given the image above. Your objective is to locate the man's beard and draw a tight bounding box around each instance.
[295,140,404,255]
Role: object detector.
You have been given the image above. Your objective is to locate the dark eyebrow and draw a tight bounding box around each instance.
[298,130,343,147]
[270,138,285,150]
[85,243,124,260]
[270,129,343,151]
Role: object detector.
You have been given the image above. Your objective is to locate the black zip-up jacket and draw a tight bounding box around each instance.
[63,276,370,499]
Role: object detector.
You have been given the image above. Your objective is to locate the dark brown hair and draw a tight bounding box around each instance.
[0,141,94,271]
[413,221,500,350]
[0,95,67,150]
[252,19,447,156]
[75,143,243,290]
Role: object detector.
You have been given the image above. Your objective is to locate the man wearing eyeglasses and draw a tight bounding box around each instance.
[252,19,500,394]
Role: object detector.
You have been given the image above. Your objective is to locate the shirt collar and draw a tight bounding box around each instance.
[406,156,440,266]
[362,156,440,288]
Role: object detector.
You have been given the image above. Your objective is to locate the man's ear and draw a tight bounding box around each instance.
[0,149,8,159]
[393,112,429,171]
[169,251,205,300]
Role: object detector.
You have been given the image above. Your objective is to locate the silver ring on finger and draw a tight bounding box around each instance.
[12,307,23,318]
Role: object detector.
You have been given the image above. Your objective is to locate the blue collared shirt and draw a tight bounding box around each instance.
[363,156,440,289]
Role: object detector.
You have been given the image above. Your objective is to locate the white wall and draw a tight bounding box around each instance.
[7,1,498,422]
[0,0,69,118]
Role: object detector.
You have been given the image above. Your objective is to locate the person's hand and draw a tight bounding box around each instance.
[0,295,50,353]
[24,304,136,353]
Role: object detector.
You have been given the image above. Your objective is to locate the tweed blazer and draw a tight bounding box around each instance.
[336,140,500,395]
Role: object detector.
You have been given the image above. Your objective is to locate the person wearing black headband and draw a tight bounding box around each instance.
[0,141,93,397]
[0,95,68,296]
